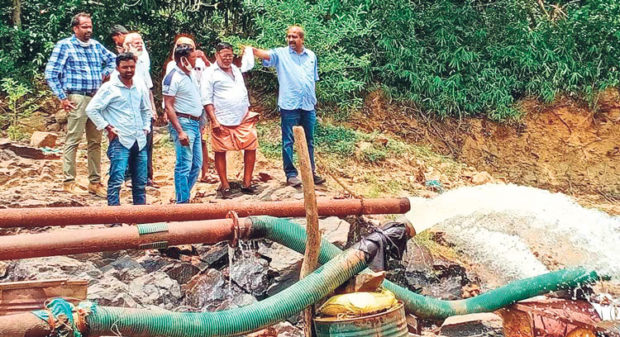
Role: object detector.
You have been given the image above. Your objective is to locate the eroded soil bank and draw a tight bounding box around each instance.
[351,89,619,213]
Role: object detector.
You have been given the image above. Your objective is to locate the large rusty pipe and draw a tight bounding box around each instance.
[0,218,252,261]
[0,198,409,228]
[0,312,51,337]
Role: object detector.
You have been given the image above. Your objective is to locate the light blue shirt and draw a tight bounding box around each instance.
[86,74,151,150]
[162,65,203,117]
[262,46,319,111]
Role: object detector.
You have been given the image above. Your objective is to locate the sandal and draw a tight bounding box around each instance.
[200,174,219,184]
[218,188,234,199]
[240,184,259,195]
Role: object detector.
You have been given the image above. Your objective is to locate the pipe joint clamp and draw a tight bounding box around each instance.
[137,223,169,250]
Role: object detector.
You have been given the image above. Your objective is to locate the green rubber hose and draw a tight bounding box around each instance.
[250,216,600,320]
[33,215,599,337]
[87,248,368,337]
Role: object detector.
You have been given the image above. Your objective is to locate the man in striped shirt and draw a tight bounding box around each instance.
[44,12,116,197]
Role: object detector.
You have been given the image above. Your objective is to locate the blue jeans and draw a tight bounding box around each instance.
[125,119,154,181]
[107,138,147,206]
[280,108,316,178]
[169,118,202,203]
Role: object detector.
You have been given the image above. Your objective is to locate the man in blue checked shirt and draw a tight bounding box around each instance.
[251,25,326,188]
[44,12,116,198]
[86,53,151,206]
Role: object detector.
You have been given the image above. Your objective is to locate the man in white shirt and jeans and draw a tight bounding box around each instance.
[163,46,204,203]
[202,42,258,199]
[86,53,151,206]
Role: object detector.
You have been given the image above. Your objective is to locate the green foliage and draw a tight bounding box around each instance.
[1,0,619,121]
[358,146,386,163]
[0,0,246,82]
[6,125,29,141]
[314,124,359,157]
[257,122,360,159]
[369,0,620,119]
[0,78,39,136]
[257,120,406,164]
[256,123,283,159]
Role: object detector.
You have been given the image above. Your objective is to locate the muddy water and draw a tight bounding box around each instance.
[406,184,620,285]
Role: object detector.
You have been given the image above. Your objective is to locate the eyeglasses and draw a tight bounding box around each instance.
[218,52,234,59]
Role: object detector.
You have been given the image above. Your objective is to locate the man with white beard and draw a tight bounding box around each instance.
[121,32,159,187]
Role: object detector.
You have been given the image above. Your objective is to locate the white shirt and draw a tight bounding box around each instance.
[86,75,151,150]
[162,65,203,117]
[201,63,251,126]
[200,47,255,126]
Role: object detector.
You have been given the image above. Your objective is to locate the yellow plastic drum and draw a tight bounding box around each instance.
[318,290,398,317]
[314,301,408,337]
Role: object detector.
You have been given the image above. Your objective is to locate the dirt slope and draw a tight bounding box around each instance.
[348,90,619,213]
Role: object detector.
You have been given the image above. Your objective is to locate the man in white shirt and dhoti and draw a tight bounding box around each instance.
[202,42,258,199]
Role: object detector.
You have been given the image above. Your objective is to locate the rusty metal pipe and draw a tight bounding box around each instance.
[0,218,252,261]
[0,198,409,228]
[0,312,51,337]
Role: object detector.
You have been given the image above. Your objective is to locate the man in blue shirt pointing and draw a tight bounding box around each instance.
[252,25,325,187]
[86,53,151,206]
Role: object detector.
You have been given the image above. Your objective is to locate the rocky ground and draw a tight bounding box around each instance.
[0,92,617,335]
[0,124,508,336]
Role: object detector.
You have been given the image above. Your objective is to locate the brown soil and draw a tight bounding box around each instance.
[346,89,619,214]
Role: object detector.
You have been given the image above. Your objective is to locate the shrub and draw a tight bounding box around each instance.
[0,77,38,134]
[1,0,619,121]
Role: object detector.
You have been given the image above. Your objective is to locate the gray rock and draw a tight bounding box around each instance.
[230,254,269,297]
[110,293,140,308]
[271,322,304,337]
[88,271,132,306]
[247,321,303,337]
[101,255,148,282]
[137,253,170,273]
[257,239,304,297]
[110,255,144,270]
[162,261,200,285]
[258,242,303,276]
[439,313,504,337]
[288,216,351,248]
[182,269,250,312]
[9,256,101,283]
[319,216,350,248]
[196,243,229,269]
[270,186,299,201]
[128,271,182,309]
[214,293,257,311]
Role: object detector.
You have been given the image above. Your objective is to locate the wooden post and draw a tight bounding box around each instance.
[293,126,320,337]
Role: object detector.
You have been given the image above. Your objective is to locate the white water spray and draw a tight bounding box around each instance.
[404,184,620,281]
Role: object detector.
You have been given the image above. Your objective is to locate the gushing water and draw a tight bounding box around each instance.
[405,184,620,282]
[228,244,235,297]
[227,240,256,298]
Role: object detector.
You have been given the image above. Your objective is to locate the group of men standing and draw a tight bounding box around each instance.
[45,12,324,207]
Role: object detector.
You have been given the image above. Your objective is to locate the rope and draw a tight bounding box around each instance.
[31,298,92,337]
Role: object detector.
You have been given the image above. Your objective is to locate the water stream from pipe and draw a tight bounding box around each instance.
[228,244,235,297]
[404,184,620,283]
